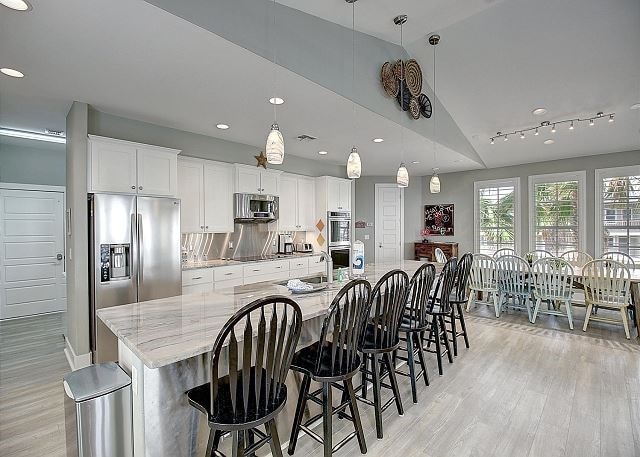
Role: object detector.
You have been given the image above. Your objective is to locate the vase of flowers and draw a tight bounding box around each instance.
[420,228,431,243]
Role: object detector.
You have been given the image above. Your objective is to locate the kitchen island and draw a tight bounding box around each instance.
[98,260,435,457]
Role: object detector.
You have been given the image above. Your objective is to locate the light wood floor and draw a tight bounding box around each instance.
[1,305,639,457]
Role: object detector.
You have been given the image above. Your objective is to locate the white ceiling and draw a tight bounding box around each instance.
[406,0,640,167]
[1,0,638,177]
[276,0,506,45]
[0,0,478,176]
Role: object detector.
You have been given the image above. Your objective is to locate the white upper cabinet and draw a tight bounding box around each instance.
[203,162,234,233]
[177,158,234,233]
[88,139,137,193]
[234,165,281,195]
[177,159,205,232]
[278,174,316,232]
[136,147,178,196]
[88,136,180,196]
[297,177,316,230]
[279,175,298,231]
[322,176,351,212]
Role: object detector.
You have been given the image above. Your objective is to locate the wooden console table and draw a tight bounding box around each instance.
[414,241,459,262]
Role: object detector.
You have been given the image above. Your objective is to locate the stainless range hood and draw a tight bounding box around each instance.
[233,193,279,223]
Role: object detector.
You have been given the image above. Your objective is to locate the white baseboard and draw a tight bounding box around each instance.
[64,336,92,370]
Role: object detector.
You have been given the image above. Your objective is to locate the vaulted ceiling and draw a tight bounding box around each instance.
[1,0,638,176]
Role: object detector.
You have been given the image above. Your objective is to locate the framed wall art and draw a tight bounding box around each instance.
[424,204,454,236]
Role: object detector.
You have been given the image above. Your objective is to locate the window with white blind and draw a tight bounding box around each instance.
[529,172,586,256]
[596,166,640,262]
[474,178,521,256]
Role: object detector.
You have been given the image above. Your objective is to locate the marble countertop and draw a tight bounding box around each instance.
[182,252,320,270]
[98,260,432,369]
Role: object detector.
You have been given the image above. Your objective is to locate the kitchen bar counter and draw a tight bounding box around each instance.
[98,260,431,369]
[98,260,436,457]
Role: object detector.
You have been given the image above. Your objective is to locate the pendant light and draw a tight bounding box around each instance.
[429,34,441,193]
[346,0,361,179]
[397,163,409,188]
[430,168,441,193]
[265,0,284,164]
[395,14,409,188]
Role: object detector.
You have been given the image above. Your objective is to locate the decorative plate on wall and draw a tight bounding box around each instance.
[396,84,411,111]
[418,93,432,119]
[380,62,399,97]
[405,59,423,97]
[392,59,405,80]
[409,96,421,119]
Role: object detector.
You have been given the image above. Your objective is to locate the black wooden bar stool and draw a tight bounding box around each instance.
[444,252,473,356]
[394,263,436,403]
[287,280,372,457]
[357,269,409,440]
[423,258,457,376]
[186,296,302,457]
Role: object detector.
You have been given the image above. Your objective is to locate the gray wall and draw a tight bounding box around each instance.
[422,149,640,256]
[0,139,65,186]
[354,176,423,261]
[65,102,90,358]
[88,109,346,178]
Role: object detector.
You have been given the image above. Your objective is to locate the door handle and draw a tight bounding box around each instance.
[56,253,63,261]
[138,214,143,286]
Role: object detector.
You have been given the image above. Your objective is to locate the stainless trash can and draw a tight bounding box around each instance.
[63,362,133,457]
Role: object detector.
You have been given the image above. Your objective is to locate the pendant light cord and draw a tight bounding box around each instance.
[352,1,356,147]
[399,20,404,164]
[432,37,436,164]
[272,0,277,122]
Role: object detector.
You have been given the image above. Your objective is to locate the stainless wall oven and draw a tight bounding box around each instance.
[329,246,351,269]
[328,211,351,247]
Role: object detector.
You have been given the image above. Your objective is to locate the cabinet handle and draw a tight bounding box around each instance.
[224,272,233,276]
[139,186,143,190]
[192,276,203,280]
[131,185,136,189]
[252,269,260,272]
[205,226,209,230]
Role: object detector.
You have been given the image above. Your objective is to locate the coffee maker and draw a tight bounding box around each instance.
[277,234,294,254]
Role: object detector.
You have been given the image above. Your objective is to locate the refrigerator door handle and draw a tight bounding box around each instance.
[138,213,143,288]
[130,213,138,285]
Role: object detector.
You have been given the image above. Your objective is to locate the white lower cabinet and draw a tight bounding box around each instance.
[289,257,309,278]
[182,268,214,295]
[309,255,326,275]
[243,260,289,285]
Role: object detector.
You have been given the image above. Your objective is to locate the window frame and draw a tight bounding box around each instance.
[474,177,521,255]
[528,171,586,255]
[595,165,640,257]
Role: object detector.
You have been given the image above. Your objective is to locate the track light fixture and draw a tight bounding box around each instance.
[489,111,615,144]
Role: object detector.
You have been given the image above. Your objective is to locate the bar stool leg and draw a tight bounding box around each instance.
[232,430,244,457]
[322,382,333,457]
[267,420,284,457]
[288,374,311,455]
[361,355,369,399]
[345,378,367,454]
[457,303,470,349]
[449,310,459,357]
[206,429,222,457]
[384,352,404,415]
[406,333,418,403]
[415,334,430,386]
[371,355,384,439]
[440,315,454,364]
[431,319,444,376]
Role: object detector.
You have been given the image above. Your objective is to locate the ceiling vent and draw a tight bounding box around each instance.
[296,134,317,142]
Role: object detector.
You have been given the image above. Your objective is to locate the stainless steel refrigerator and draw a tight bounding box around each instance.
[89,193,181,363]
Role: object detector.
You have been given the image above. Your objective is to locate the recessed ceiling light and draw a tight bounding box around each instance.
[318,150,328,155]
[411,160,420,164]
[269,97,284,105]
[1,67,24,78]
[543,139,554,145]
[372,138,384,143]
[216,124,229,130]
[532,108,547,116]
[631,103,640,110]
[0,0,32,11]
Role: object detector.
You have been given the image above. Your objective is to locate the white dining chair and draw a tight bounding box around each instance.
[532,258,575,329]
[495,255,534,321]
[493,248,517,259]
[560,250,593,268]
[602,251,636,270]
[581,259,632,339]
[434,247,447,263]
[466,254,500,317]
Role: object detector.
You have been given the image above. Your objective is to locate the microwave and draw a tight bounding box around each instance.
[234,193,279,223]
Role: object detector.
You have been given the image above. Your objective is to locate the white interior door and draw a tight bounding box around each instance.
[0,188,66,319]
[375,184,404,264]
